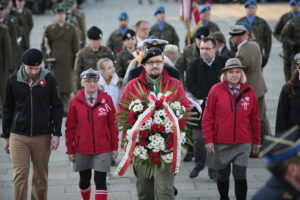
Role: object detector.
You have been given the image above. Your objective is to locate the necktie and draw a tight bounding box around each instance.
[231,87,239,98]
[28,78,33,87]
[89,97,94,105]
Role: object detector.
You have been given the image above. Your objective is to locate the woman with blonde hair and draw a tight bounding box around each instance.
[202,58,261,200]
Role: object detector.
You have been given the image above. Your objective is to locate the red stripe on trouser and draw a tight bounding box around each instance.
[79,185,91,200]
[95,190,108,200]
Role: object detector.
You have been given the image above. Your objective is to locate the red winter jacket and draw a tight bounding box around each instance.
[202,81,260,145]
[119,70,190,111]
[65,89,119,154]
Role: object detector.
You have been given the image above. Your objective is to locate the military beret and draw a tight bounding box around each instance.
[289,0,296,5]
[154,6,165,15]
[229,24,247,36]
[244,0,257,8]
[294,53,300,64]
[122,29,136,41]
[143,36,169,51]
[141,47,163,65]
[51,3,67,13]
[199,5,211,14]
[236,22,252,30]
[87,26,102,40]
[0,1,8,9]
[260,126,300,164]
[80,68,100,79]
[195,26,210,39]
[118,12,128,20]
[22,48,43,66]
[221,58,245,72]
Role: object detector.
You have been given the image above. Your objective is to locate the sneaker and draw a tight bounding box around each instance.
[189,167,203,178]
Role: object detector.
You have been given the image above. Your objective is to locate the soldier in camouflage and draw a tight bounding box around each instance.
[149,6,179,47]
[107,12,129,54]
[115,29,137,78]
[74,26,114,90]
[236,0,272,68]
[274,0,300,81]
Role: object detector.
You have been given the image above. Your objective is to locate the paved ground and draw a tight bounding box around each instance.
[0,0,291,199]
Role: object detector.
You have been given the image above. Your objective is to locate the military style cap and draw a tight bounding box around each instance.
[141,47,162,65]
[289,0,297,5]
[80,68,100,79]
[210,32,226,44]
[260,125,300,164]
[22,48,43,66]
[0,1,8,9]
[244,0,257,8]
[195,26,210,39]
[87,26,102,40]
[236,22,252,30]
[294,53,300,64]
[221,58,244,72]
[154,6,165,15]
[229,24,247,36]
[199,5,211,14]
[118,12,128,20]
[51,3,67,13]
[143,36,169,51]
[122,29,136,41]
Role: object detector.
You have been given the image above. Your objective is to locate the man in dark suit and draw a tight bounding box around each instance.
[210,32,233,59]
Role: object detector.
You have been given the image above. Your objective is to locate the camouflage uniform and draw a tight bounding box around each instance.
[281,15,300,79]
[274,12,295,81]
[73,10,86,48]
[74,45,114,90]
[107,29,124,54]
[149,23,179,46]
[115,48,134,78]
[175,43,199,84]
[0,24,12,111]
[236,16,272,68]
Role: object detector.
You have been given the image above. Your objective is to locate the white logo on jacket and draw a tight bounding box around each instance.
[241,97,250,111]
[98,99,111,116]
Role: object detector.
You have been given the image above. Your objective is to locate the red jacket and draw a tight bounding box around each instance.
[120,70,190,109]
[202,81,260,145]
[65,89,119,154]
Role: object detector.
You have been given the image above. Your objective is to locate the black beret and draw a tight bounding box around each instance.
[87,26,102,40]
[141,47,162,65]
[22,48,43,66]
[122,29,136,41]
[195,26,210,39]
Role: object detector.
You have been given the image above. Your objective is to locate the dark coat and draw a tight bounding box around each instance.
[252,176,300,200]
[127,65,180,83]
[275,80,300,134]
[220,45,234,59]
[186,55,227,100]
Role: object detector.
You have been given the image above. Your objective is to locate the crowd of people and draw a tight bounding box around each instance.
[1,0,300,200]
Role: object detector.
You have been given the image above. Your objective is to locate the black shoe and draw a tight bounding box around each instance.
[189,167,202,178]
[183,152,193,162]
[174,186,178,196]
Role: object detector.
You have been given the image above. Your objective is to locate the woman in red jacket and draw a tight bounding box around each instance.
[202,58,261,200]
[65,68,118,200]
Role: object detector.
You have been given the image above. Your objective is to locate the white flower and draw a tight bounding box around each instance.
[133,104,144,112]
[180,132,186,144]
[175,110,181,117]
[153,117,163,125]
[148,134,166,152]
[161,153,173,163]
[165,120,173,133]
[129,101,135,110]
[181,106,186,112]
[135,99,142,104]
[134,145,149,160]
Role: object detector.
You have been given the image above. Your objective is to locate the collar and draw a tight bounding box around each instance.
[218,44,225,53]
[203,56,216,67]
[84,90,98,100]
[17,65,50,86]
[98,72,119,86]
[228,83,241,90]
[246,15,256,23]
[238,40,248,50]
[146,73,162,85]
[292,12,299,18]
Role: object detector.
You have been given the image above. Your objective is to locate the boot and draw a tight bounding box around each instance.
[95,190,108,200]
[234,179,247,200]
[79,186,91,200]
[217,179,230,200]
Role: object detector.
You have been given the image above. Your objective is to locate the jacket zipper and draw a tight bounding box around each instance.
[30,86,33,136]
[90,109,96,153]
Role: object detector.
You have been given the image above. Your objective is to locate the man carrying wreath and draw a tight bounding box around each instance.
[117,47,190,200]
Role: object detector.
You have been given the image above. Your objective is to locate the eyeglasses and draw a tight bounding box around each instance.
[200,47,213,51]
[84,80,98,84]
[146,60,163,66]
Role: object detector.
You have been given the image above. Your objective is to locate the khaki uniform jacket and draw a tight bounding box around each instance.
[1,15,21,70]
[149,23,179,46]
[115,48,134,78]
[236,41,267,98]
[10,9,27,52]
[281,15,300,51]
[41,23,79,93]
[175,43,199,76]
[73,10,86,48]
[107,29,123,54]
[0,24,12,97]
[273,12,293,42]
[74,45,114,90]
[18,8,33,50]
[237,16,272,67]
